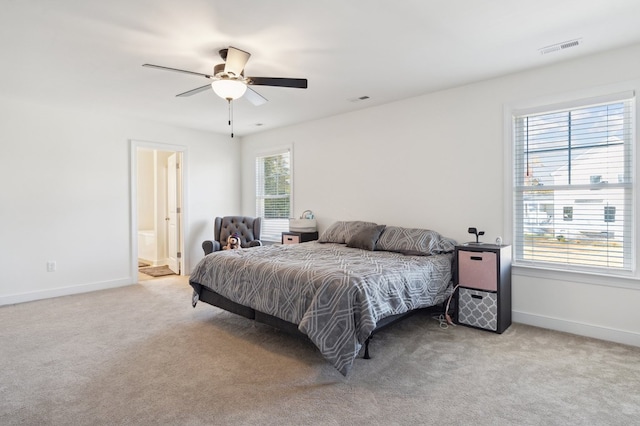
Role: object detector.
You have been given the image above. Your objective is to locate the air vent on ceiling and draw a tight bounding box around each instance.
[348,95,370,103]
[539,38,582,55]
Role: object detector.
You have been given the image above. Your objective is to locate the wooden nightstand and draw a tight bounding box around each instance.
[281,231,319,245]
[455,244,512,333]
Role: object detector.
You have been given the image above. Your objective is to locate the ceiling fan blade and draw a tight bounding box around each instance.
[176,84,211,97]
[248,77,308,89]
[224,47,251,77]
[244,87,268,106]
[142,64,212,79]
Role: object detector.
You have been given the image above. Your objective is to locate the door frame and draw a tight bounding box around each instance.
[129,139,188,280]
[166,152,180,274]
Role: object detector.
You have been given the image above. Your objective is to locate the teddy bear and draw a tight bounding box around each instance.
[223,233,241,250]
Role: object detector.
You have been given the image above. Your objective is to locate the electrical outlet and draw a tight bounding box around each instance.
[47,261,56,272]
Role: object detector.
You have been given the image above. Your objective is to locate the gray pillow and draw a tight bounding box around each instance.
[346,225,386,251]
[318,221,378,244]
[375,226,456,256]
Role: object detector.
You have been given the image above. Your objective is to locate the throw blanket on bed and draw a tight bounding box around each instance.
[189,242,454,375]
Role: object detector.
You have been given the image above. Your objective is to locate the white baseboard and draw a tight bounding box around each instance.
[138,258,165,267]
[513,310,640,348]
[0,278,134,306]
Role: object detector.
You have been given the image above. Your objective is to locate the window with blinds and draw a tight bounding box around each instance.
[512,93,635,274]
[255,149,291,242]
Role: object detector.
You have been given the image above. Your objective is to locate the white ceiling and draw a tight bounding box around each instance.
[3,0,640,137]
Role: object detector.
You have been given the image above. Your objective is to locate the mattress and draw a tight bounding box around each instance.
[189,242,454,375]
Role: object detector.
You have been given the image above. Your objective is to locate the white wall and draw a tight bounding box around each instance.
[0,96,240,304]
[241,43,640,347]
[137,149,156,232]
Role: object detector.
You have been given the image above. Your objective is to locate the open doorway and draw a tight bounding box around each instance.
[130,141,187,281]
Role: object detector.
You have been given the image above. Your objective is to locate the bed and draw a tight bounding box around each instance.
[189,221,456,375]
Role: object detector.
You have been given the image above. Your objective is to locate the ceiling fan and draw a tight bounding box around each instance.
[142,46,308,107]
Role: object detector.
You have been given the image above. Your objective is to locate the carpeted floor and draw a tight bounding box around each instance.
[1,275,639,425]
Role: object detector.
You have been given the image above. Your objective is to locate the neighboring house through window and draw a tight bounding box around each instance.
[511,92,635,275]
[255,148,292,242]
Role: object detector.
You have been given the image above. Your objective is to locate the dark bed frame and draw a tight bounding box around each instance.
[193,282,451,360]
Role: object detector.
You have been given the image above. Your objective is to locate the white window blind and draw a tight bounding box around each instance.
[513,93,635,274]
[255,149,292,242]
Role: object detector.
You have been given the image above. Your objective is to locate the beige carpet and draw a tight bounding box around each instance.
[1,275,639,425]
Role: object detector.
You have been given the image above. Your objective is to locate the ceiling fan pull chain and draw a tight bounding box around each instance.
[227,98,234,138]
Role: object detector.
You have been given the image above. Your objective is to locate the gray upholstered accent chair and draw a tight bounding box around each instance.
[202,216,262,255]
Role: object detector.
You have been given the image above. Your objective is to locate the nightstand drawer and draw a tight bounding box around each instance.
[282,231,319,244]
[458,250,497,291]
[283,234,300,244]
[458,288,498,332]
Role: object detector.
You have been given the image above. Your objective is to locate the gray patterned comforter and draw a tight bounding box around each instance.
[189,242,454,375]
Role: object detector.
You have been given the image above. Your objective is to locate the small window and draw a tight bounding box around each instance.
[563,207,573,221]
[255,149,292,242]
[604,206,616,223]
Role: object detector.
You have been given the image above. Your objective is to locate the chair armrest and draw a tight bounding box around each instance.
[202,240,222,255]
[247,240,262,248]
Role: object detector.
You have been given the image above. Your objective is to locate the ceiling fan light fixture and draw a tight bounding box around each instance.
[211,79,247,100]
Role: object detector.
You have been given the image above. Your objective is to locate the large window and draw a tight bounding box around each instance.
[255,149,292,242]
[512,92,635,275]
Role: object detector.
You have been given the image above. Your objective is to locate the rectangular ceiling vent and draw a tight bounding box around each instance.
[539,38,582,55]
[347,95,370,103]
